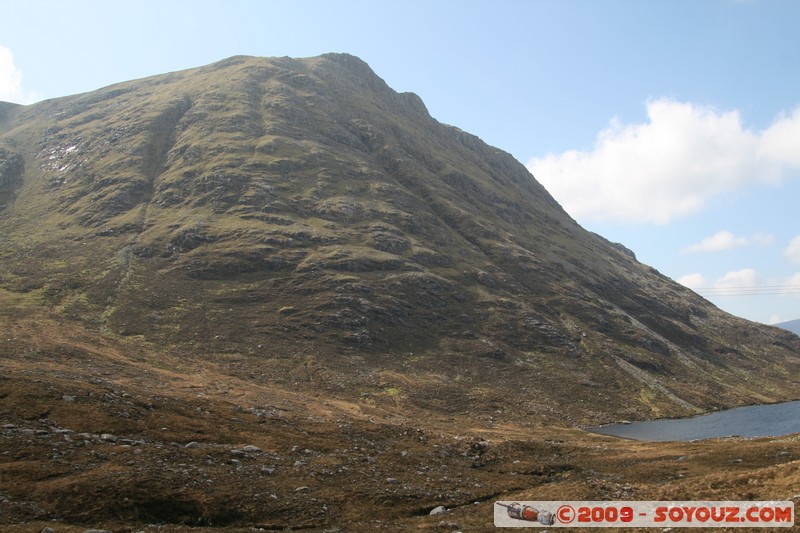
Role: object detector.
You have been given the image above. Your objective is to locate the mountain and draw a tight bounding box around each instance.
[776,319,800,336]
[2,53,796,419]
[1,55,798,530]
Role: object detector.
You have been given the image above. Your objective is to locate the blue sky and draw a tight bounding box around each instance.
[2,0,798,324]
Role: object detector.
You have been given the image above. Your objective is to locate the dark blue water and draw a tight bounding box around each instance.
[591,400,800,441]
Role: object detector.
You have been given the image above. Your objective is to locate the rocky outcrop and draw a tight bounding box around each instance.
[0,146,22,188]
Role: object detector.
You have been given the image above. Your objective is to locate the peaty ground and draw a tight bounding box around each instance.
[1,314,798,532]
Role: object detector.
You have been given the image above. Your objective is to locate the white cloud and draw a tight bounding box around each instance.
[786,272,800,299]
[752,233,776,246]
[0,46,36,104]
[677,273,707,289]
[683,231,747,253]
[759,108,800,169]
[677,269,762,292]
[682,230,773,253]
[714,268,760,289]
[785,236,800,265]
[686,269,800,301]
[528,99,800,224]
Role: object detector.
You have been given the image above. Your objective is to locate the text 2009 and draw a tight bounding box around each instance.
[576,506,634,523]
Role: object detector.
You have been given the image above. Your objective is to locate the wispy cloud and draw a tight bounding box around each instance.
[768,314,784,325]
[682,230,773,254]
[678,268,800,299]
[782,272,800,300]
[785,236,800,265]
[677,267,761,292]
[0,46,37,104]
[677,273,707,289]
[528,99,800,224]
[677,268,761,295]
[714,268,761,288]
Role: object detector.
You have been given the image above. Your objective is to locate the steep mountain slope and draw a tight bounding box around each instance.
[0,53,797,426]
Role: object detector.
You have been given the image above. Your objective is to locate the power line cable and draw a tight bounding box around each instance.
[691,284,800,296]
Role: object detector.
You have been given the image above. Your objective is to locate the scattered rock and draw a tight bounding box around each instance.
[470,440,490,455]
[242,444,262,453]
[429,505,447,515]
[100,433,117,443]
[62,395,76,402]
[294,486,310,492]
[230,449,246,457]
[185,441,200,449]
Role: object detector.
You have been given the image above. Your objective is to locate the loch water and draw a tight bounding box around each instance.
[591,400,800,441]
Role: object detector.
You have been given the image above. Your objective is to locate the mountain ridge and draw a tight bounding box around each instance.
[775,318,800,336]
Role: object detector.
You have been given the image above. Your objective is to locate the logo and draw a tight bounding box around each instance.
[494,501,794,528]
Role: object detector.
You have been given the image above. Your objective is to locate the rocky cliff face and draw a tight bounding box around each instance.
[0,54,797,423]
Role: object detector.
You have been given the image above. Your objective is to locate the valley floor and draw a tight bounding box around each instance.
[1,316,798,532]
